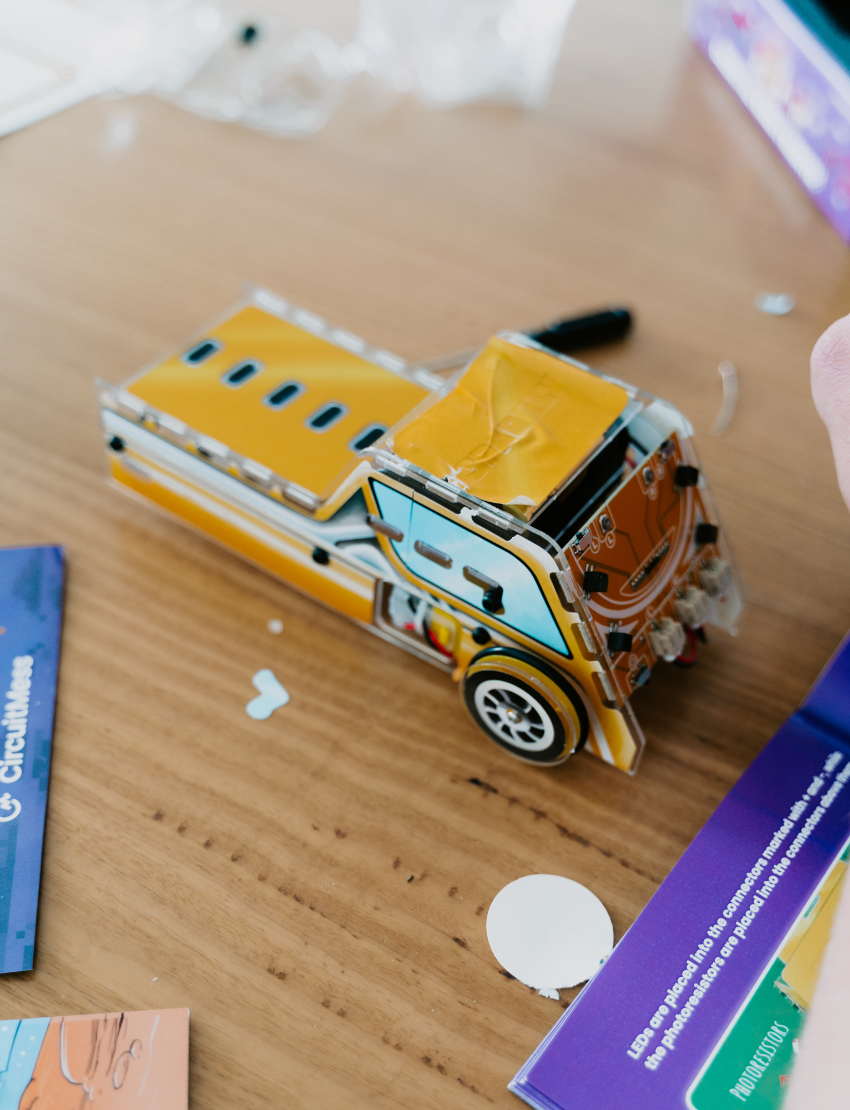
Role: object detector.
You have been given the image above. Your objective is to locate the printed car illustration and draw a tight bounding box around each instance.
[98,289,743,772]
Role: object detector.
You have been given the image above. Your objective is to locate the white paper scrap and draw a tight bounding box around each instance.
[246,668,290,720]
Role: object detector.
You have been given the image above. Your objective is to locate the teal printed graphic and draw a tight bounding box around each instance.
[0,1018,50,1108]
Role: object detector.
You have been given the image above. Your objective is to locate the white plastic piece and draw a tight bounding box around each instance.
[642,398,695,441]
[596,669,616,704]
[252,289,290,315]
[710,361,738,437]
[553,570,575,605]
[117,391,146,418]
[196,435,229,462]
[373,350,407,373]
[157,413,188,439]
[755,292,795,315]
[329,329,366,353]
[648,617,686,660]
[576,622,597,656]
[486,874,614,992]
[674,586,709,627]
[699,558,732,598]
[282,483,319,511]
[412,367,445,390]
[293,309,325,333]
[242,459,273,486]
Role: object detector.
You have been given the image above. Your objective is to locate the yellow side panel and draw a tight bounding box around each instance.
[391,335,628,508]
[109,458,375,626]
[126,306,429,502]
[778,862,846,1012]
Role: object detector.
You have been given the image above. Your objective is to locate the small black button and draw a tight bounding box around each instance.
[695,523,719,545]
[108,436,125,452]
[607,631,633,654]
[472,626,491,645]
[675,465,699,488]
[583,570,609,594]
[482,585,504,613]
[312,547,330,565]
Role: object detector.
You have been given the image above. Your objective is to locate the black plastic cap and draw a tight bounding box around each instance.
[607,630,633,654]
[472,626,492,645]
[312,547,330,565]
[695,522,719,545]
[583,570,609,594]
[530,308,632,354]
[675,465,700,488]
[482,586,504,613]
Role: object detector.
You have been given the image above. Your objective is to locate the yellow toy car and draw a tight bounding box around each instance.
[98,289,743,772]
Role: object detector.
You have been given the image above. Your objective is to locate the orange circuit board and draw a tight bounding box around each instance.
[564,433,724,702]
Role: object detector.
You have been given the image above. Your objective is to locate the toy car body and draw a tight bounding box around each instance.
[98,289,743,771]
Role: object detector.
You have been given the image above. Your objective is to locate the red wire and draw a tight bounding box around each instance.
[675,626,699,667]
[426,626,455,659]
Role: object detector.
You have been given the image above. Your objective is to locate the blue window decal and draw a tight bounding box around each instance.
[371,481,570,657]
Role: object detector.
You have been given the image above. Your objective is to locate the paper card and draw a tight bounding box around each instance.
[511,634,850,1110]
[0,1008,189,1108]
[0,546,64,973]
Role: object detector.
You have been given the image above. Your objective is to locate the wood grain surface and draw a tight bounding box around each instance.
[1,1,850,1106]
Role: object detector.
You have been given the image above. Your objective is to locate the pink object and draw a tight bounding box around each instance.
[784,880,850,1109]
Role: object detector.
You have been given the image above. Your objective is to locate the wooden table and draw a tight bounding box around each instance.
[2,1,849,1105]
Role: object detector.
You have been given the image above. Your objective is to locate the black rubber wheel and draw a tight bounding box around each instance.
[462,648,589,766]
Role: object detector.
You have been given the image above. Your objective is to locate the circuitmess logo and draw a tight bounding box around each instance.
[0,654,33,789]
[0,794,21,822]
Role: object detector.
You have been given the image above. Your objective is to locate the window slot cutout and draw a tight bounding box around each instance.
[307,402,347,432]
[414,540,452,568]
[222,360,262,387]
[350,424,387,452]
[264,381,305,410]
[463,566,499,591]
[182,339,222,365]
[366,514,403,542]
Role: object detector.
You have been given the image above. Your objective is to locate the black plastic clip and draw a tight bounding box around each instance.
[675,465,699,488]
[583,570,609,594]
[607,630,633,654]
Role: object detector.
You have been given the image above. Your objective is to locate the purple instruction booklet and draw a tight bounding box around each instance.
[511,634,850,1110]
[0,545,64,973]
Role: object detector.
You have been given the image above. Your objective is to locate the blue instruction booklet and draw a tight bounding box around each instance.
[0,546,64,973]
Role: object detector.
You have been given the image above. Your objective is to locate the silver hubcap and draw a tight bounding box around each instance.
[473,679,555,752]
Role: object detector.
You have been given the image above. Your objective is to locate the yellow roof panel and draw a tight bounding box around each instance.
[390,336,629,507]
[127,306,430,502]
